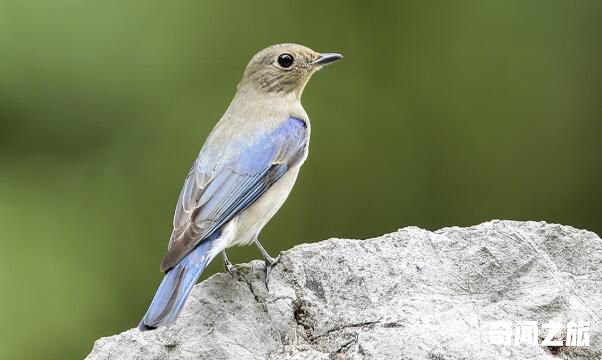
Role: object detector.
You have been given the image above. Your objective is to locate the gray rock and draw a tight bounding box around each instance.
[86,220,602,359]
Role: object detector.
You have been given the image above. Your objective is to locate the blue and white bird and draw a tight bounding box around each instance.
[138,44,342,331]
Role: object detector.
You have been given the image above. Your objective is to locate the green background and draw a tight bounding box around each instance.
[1,1,600,359]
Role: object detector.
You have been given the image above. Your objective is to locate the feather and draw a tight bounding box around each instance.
[160,117,307,272]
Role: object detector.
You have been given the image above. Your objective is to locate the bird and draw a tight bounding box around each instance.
[138,43,342,331]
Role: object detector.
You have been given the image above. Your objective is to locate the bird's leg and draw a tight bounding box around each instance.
[222,250,238,279]
[254,239,279,289]
[255,239,279,265]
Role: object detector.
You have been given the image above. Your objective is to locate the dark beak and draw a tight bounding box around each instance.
[311,53,343,66]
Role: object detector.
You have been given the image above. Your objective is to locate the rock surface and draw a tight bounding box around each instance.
[86,220,602,359]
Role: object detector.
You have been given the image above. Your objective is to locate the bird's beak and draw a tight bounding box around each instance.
[311,53,343,67]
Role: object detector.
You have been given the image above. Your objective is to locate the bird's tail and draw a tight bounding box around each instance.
[138,235,218,331]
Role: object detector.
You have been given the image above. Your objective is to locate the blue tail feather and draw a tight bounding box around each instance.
[138,234,218,331]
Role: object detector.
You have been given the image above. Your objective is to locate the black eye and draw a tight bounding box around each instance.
[277,53,294,68]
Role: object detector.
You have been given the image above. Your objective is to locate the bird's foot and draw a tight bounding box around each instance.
[264,254,280,291]
[222,251,239,280]
[224,261,239,279]
[253,239,280,290]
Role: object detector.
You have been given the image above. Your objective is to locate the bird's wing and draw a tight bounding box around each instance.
[160,116,308,272]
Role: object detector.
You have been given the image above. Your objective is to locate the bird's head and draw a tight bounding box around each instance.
[237,43,342,99]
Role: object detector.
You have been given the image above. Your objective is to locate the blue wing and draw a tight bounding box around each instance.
[160,116,308,271]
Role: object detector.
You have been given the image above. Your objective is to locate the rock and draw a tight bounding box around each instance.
[86,220,602,359]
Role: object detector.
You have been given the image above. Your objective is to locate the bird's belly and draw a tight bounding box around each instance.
[228,166,301,247]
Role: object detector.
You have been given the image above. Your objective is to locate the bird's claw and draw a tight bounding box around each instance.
[253,239,279,290]
[264,255,279,290]
[222,251,239,280]
[224,261,239,279]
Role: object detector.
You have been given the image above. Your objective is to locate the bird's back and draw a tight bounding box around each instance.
[199,91,310,168]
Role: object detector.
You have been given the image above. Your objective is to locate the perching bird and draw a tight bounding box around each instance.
[138,44,342,331]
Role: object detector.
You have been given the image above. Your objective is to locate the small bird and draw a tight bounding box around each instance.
[138,44,342,331]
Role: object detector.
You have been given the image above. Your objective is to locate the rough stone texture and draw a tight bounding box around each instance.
[86,220,602,359]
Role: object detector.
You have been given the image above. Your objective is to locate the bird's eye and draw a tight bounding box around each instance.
[277,53,294,68]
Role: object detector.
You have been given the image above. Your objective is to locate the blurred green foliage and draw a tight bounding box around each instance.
[0,1,600,358]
